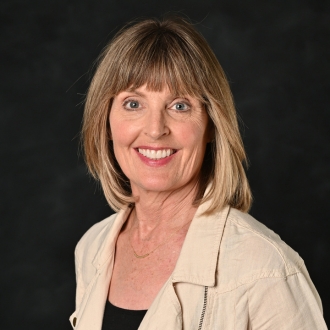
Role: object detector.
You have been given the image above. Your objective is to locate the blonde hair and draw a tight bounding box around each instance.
[82,16,252,214]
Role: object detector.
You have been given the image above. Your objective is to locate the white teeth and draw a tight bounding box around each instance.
[138,148,174,160]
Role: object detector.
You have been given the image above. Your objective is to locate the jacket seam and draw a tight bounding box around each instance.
[215,270,301,295]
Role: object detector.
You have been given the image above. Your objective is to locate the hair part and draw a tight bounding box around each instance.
[82,16,252,215]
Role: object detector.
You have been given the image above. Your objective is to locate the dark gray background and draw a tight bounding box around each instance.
[1,0,329,328]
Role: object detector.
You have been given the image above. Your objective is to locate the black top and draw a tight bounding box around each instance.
[102,300,148,330]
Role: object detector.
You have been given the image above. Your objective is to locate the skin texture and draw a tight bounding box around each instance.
[108,85,211,309]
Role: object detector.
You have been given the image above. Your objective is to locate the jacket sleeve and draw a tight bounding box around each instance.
[247,271,327,329]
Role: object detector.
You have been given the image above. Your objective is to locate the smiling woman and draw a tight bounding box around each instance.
[82,17,251,215]
[71,17,327,330]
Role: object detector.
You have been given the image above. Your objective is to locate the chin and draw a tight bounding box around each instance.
[131,177,193,195]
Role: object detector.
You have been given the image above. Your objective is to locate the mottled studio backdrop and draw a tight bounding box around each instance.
[1,0,329,328]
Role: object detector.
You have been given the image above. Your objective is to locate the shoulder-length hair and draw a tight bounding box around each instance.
[82,16,252,215]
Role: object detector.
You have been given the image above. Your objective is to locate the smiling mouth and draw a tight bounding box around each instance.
[137,148,176,160]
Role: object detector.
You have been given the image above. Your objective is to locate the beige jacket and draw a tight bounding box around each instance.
[70,201,327,329]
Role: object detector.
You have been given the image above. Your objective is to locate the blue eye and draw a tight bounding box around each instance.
[174,103,188,111]
[125,100,140,109]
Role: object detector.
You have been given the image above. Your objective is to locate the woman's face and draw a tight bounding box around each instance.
[109,84,211,195]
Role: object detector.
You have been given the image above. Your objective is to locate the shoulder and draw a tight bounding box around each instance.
[217,208,305,292]
[210,209,325,327]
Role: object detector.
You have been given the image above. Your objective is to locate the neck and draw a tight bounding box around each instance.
[128,182,199,239]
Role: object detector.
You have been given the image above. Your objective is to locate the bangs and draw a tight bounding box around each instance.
[108,26,206,101]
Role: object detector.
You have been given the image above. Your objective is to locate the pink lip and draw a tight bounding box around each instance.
[134,148,177,167]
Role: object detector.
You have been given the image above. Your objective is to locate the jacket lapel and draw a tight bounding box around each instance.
[75,208,133,330]
[172,203,230,286]
[138,277,183,329]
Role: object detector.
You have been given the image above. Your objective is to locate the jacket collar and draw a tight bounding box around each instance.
[91,206,133,270]
[171,201,230,287]
[91,199,230,287]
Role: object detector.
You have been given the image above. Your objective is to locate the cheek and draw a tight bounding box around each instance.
[110,115,135,147]
[109,117,129,167]
[110,124,124,145]
[180,117,209,148]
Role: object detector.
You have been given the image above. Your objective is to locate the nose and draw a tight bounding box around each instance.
[144,109,169,140]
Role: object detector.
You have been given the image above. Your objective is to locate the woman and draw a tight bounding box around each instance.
[70,17,327,329]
